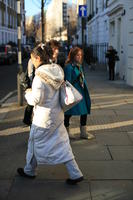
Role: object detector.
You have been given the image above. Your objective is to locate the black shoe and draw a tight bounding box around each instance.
[66,176,84,185]
[17,168,36,179]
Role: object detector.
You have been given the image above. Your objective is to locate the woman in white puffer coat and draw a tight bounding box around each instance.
[17,42,83,185]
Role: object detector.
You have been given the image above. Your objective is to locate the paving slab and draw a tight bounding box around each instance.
[91,180,133,200]
[8,179,91,200]
[35,164,69,180]
[0,180,12,200]
[92,97,129,106]
[78,161,133,180]
[115,109,133,115]
[0,133,28,179]
[70,119,133,134]
[108,146,133,160]
[88,116,133,133]
[91,109,116,116]
[0,112,8,122]
[65,115,133,133]
[92,98,133,109]
[72,144,111,161]
[71,139,97,146]
[0,107,25,131]
[98,103,133,110]
[3,106,24,119]
[95,132,133,145]
[0,105,19,122]
[127,132,133,143]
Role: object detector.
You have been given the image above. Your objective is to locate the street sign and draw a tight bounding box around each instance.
[79,5,87,17]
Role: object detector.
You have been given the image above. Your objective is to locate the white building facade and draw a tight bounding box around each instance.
[0,0,26,45]
[126,1,133,86]
[85,0,109,63]
[82,0,133,85]
[107,0,133,83]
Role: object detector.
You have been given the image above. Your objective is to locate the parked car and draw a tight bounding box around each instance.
[12,47,18,61]
[0,44,17,64]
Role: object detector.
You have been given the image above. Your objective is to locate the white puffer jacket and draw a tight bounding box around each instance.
[25,63,74,165]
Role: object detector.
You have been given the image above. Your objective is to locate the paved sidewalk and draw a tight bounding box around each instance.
[1,65,133,200]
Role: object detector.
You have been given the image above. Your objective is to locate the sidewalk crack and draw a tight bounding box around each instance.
[106,145,114,160]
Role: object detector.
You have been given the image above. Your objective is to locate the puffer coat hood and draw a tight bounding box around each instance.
[35,63,64,90]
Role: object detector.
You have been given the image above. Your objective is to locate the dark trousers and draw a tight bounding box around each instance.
[23,104,33,126]
[64,114,87,127]
[109,63,115,80]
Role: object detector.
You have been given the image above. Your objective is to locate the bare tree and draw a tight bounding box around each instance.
[42,0,52,42]
[26,0,52,43]
[67,5,77,40]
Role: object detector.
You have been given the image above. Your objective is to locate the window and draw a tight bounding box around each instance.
[102,0,104,11]
[0,9,2,25]
[104,20,108,31]
[5,32,7,43]
[96,0,98,14]
[92,0,94,16]
[2,8,5,26]
[110,21,115,37]
[102,0,109,10]
[8,0,10,7]
[105,0,109,8]
[2,32,5,43]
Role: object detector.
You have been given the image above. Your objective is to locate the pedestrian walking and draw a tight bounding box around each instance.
[17,43,83,185]
[23,58,35,126]
[23,40,63,126]
[48,40,60,63]
[48,39,65,68]
[105,46,119,80]
[64,47,94,140]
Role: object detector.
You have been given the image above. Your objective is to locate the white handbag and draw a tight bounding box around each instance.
[59,80,83,112]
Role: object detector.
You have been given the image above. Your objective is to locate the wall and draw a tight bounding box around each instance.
[126,1,133,86]
[86,0,109,63]
[107,0,133,82]
[85,0,133,83]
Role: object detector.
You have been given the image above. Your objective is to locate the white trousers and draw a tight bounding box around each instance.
[24,156,83,179]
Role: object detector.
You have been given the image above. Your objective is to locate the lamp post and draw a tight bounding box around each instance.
[41,0,45,43]
[17,0,23,106]
[67,15,70,52]
[81,17,86,50]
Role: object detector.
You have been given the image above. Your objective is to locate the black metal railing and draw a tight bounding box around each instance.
[84,43,108,65]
